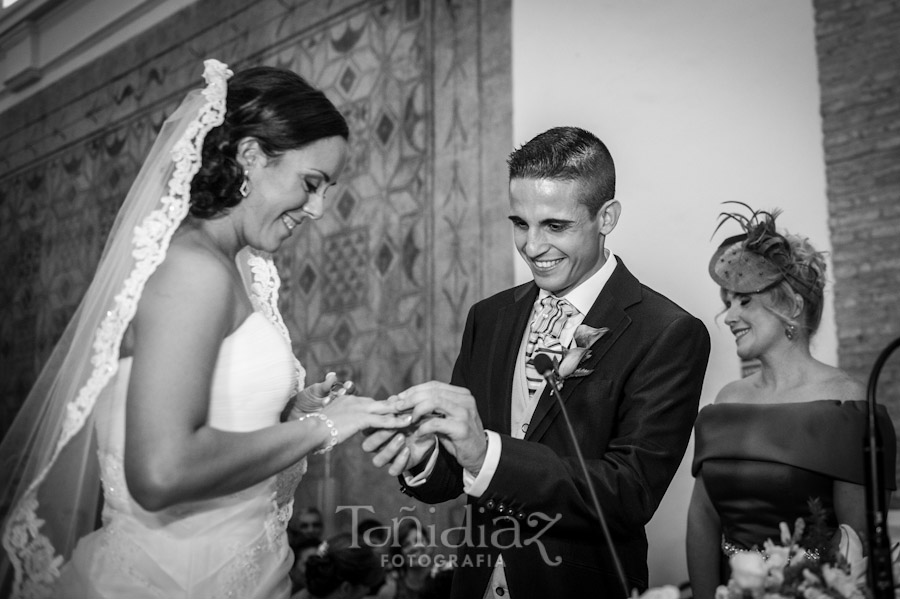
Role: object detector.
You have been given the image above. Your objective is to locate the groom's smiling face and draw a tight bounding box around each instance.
[508,177,607,296]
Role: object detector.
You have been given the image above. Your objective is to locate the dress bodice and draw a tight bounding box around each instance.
[59,312,306,598]
[692,400,897,555]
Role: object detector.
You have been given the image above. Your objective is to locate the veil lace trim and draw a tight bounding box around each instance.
[1,59,233,599]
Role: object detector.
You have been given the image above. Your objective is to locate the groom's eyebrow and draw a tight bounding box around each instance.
[506,216,575,226]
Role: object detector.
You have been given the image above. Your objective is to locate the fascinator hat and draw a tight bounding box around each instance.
[0,59,305,598]
[708,202,820,304]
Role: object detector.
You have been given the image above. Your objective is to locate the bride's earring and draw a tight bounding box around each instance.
[784,323,796,341]
[239,170,250,198]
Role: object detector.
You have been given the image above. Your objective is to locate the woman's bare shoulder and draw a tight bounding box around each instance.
[713,376,758,404]
[148,236,236,302]
[816,364,865,401]
[135,235,240,339]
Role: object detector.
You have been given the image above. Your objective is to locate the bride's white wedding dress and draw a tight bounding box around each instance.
[54,312,305,598]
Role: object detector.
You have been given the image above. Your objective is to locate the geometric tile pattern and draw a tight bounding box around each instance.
[0,0,513,535]
[321,228,369,313]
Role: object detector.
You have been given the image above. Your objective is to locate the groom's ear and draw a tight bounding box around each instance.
[596,199,621,236]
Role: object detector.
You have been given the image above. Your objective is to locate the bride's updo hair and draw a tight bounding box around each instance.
[304,533,384,597]
[190,66,350,219]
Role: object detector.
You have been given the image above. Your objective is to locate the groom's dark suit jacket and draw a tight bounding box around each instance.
[402,260,710,599]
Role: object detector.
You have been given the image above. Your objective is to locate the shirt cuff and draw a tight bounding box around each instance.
[402,445,439,487]
[463,430,501,497]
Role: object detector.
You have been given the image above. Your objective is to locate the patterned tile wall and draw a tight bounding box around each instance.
[0,0,512,534]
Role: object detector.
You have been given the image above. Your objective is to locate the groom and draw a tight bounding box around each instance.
[363,126,710,598]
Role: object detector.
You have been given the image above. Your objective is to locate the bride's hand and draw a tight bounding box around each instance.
[288,372,355,417]
[317,394,412,446]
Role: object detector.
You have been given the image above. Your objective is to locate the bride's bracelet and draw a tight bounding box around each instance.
[296,412,339,455]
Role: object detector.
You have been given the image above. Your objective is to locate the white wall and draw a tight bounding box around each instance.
[512,0,833,586]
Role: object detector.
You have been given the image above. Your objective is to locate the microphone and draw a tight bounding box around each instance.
[864,336,900,599]
[532,353,631,598]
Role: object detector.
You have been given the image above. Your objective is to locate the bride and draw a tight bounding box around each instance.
[0,59,410,599]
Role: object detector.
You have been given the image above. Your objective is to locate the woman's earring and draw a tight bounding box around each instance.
[239,170,250,198]
[784,323,796,341]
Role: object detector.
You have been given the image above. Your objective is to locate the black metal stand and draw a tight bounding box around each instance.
[865,336,900,599]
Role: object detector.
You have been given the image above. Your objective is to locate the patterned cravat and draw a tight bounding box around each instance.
[524,295,576,397]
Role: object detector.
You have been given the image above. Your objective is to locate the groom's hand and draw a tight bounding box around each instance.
[392,381,487,477]
[361,401,437,477]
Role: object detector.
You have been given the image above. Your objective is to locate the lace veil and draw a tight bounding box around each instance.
[0,59,302,599]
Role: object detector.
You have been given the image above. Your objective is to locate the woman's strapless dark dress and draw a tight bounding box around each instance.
[692,400,897,571]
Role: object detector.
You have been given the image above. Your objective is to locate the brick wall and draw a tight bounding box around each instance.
[814,0,900,482]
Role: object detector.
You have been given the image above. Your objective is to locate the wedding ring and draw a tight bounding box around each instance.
[327,380,355,402]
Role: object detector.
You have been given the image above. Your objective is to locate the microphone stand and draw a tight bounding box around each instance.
[533,353,632,599]
[866,336,900,599]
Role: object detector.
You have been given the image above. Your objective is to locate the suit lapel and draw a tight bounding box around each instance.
[486,283,538,432]
[525,261,642,442]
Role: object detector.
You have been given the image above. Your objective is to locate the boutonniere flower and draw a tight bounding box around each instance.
[557,324,609,380]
